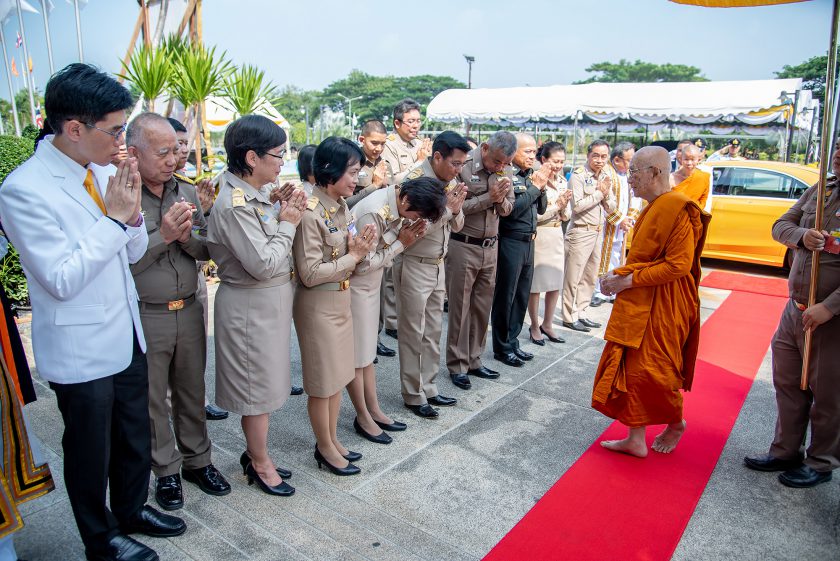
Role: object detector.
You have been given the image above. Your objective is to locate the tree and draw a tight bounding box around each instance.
[272,85,321,136]
[574,59,708,84]
[221,64,278,116]
[119,43,172,112]
[775,52,837,104]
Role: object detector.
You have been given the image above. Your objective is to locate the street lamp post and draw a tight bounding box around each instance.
[301,105,310,144]
[337,93,363,137]
[804,106,817,164]
[780,89,801,163]
[464,55,475,89]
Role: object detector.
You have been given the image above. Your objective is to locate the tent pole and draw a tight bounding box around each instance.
[571,111,580,167]
[802,0,840,391]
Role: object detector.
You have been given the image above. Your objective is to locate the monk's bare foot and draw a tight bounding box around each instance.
[652,420,687,454]
[601,438,648,458]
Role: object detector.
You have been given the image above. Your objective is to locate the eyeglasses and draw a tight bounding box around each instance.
[448,160,466,169]
[627,165,658,178]
[86,122,127,139]
[264,149,287,160]
[399,119,422,126]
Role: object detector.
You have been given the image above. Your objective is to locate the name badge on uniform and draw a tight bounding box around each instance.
[585,177,594,186]
[470,175,481,183]
[358,171,368,178]
[515,185,527,193]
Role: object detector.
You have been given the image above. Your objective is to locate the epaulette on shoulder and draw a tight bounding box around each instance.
[306,196,319,211]
[573,167,586,175]
[407,167,424,180]
[387,133,396,141]
[231,187,246,208]
[173,172,195,185]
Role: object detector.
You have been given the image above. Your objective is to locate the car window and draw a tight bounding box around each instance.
[714,167,800,199]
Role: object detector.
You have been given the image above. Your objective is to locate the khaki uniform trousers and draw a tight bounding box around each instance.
[379,264,398,333]
[446,240,497,373]
[769,301,840,472]
[140,299,211,477]
[394,255,445,405]
[562,228,600,324]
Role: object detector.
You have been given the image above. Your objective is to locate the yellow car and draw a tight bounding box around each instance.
[702,160,819,267]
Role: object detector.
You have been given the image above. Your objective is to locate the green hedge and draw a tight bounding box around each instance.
[0,134,35,307]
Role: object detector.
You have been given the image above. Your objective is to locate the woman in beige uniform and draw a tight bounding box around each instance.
[349,177,447,443]
[207,115,307,496]
[528,141,573,345]
[293,137,377,475]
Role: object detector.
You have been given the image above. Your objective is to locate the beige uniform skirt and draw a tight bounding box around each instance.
[350,268,383,368]
[293,287,355,397]
[531,225,566,293]
[214,281,293,416]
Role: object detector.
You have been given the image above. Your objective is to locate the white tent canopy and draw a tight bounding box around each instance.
[204,96,290,132]
[427,79,817,132]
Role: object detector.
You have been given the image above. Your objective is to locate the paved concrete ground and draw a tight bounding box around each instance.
[11,263,840,561]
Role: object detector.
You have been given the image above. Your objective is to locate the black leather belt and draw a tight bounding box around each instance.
[139,294,196,312]
[500,231,537,242]
[451,232,497,248]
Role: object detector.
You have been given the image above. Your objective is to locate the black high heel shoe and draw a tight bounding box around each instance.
[343,450,363,462]
[245,463,295,496]
[314,446,360,476]
[529,332,546,346]
[540,326,566,343]
[353,417,393,444]
[239,451,292,479]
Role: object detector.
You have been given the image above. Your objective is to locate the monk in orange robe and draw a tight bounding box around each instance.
[593,146,710,457]
[671,144,710,209]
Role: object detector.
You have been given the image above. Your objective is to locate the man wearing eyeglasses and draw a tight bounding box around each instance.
[382,98,433,177]
[562,140,617,333]
[0,64,185,561]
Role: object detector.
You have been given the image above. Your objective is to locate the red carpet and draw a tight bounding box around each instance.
[700,270,788,298]
[483,291,787,561]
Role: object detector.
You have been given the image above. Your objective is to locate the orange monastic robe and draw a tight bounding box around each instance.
[591,191,710,427]
[672,168,710,209]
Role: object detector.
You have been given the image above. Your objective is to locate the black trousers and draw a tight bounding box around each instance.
[491,237,534,354]
[50,335,151,553]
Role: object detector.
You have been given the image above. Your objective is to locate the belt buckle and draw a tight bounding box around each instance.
[436,256,443,264]
[339,279,350,291]
[481,237,494,248]
[530,232,537,240]
[168,299,185,311]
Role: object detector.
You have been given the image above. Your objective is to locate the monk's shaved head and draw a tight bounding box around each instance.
[682,144,701,158]
[629,146,671,202]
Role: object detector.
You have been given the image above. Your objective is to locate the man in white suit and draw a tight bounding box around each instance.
[0,64,185,561]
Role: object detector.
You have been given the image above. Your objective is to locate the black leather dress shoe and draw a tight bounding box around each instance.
[494,352,525,367]
[405,403,439,418]
[384,328,399,339]
[590,296,607,307]
[182,464,231,496]
[375,419,407,431]
[469,365,500,379]
[245,463,296,495]
[779,465,833,488]
[512,348,533,361]
[743,453,803,472]
[428,395,457,407]
[154,474,183,511]
[122,505,186,538]
[290,385,304,396]
[343,450,363,462]
[205,404,229,420]
[562,321,591,333]
[87,534,158,561]
[354,417,393,444]
[579,318,602,328]
[376,340,396,357]
[450,372,471,390]
[540,326,565,343]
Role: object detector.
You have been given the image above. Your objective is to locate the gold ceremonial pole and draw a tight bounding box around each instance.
[801,4,840,391]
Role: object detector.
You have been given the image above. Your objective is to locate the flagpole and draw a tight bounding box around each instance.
[15,0,37,126]
[0,24,21,135]
[39,0,54,75]
[73,0,83,62]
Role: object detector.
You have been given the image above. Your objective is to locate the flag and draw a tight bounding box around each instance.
[34,106,43,128]
[15,31,22,48]
[28,56,33,73]
[0,1,40,25]
[65,0,88,9]
[10,58,18,77]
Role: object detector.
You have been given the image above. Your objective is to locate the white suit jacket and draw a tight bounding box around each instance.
[0,137,147,384]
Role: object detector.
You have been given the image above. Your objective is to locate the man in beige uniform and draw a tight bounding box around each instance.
[127,113,230,512]
[562,140,616,332]
[446,131,516,390]
[393,132,467,418]
[381,98,432,179]
[347,120,398,357]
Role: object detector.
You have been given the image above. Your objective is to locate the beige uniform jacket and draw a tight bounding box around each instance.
[401,159,464,259]
[206,171,296,287]
[537,178,572,226]
[457,147,515,238]
[352,185,405,275]
[131,176,209,302]
[347,156,393,209]
[382,135,420,176]
[293,186,357,287]
[569,164,617,230]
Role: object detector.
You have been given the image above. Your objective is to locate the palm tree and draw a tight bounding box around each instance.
[119,43,172,113]
[169,42,232,170]
[221,64,278,117]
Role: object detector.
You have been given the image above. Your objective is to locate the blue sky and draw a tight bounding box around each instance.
[0,0,833,100]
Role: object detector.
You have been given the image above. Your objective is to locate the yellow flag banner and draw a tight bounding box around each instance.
[10,58,18,77]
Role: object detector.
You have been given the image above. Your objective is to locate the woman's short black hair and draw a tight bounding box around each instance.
[313,137,363,187]
[167,117,187,133]
[224,114,286,177]
[432,131,471,160]
[45,63,134,135]
[298,144,317,182]
[538,141,565,161]
[399,177,448,223]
